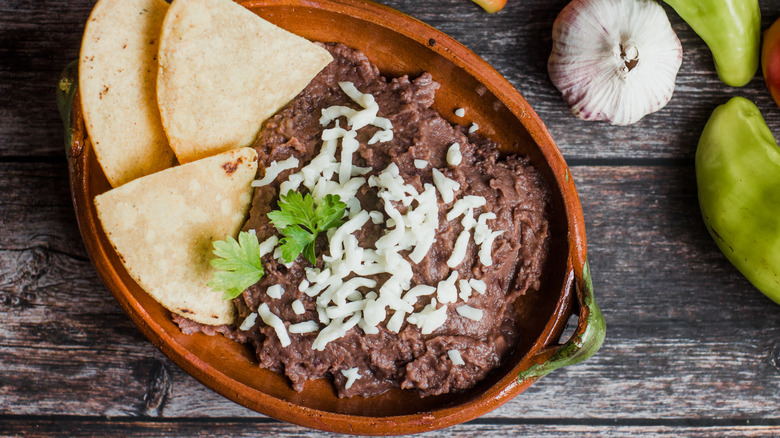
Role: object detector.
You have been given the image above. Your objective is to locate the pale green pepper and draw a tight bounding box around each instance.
[663,0,760,87]
[696,97,780,305]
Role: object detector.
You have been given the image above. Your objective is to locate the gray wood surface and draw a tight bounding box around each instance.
[2,0,780,436]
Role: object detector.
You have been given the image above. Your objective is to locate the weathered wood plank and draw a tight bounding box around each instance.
[5,0,780,160]
[2,419,780,437]
[1,163,778,421]
[0,162,86,257]
[5,0,780,433]
[0,0,92,157]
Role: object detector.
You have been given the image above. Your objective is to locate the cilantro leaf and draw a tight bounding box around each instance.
[314,194,347,230]
[279,225,317,264]
[269,190,347,264]
[268,190,317,231]
[207,230,265,300]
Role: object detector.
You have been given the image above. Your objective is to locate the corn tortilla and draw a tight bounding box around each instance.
[79,0,176,187]
[156,0,333,163]
[94,147,258,325]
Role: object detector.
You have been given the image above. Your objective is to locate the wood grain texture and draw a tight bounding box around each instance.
[4,0,780,436]
[5,0,780,160]
[1,164,778,426]
[395,0,780,161]
[2,419,780,438]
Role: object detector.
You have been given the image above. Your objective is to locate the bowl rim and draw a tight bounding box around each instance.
[62,0,595,434]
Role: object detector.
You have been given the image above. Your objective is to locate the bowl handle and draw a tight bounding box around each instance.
[517,260,606,382]
[57,60,79,154]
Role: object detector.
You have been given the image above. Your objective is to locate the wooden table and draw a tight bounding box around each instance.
[3,0,780,436]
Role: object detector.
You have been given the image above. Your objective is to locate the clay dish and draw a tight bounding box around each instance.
[59,0,605,434]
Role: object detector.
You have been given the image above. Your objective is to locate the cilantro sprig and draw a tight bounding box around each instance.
[268,190,347,264]
[207,191,346,300]
[208,230,265,300]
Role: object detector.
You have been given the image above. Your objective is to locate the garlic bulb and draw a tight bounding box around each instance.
[548,0,683,125]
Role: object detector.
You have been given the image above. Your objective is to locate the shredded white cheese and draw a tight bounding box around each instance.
[432,168,460,203]
[461,208,476,230]
[254,82,510,352]
[291,299,305,315]
[386,310,406,333]
[368,129,393,144]
[474,212,497,245]
[239,312,257,331]
[403,285,436,305]
[320,105,358,126]
[266,284,283,299]
[436,271,459,304]
[415,301,448,335]
[414,159,428,169]
[279,173,304,195]
[316,306,330,325]
[372,116,392,131]
[328,211,370,260]
[333,82,379,130]
[289,320,319,334]
[447,196,486,221]
[307,268,329,284]
[368,210,384,224]
[258,234,279,257]
[251,156,299,187]
[312,313,360,351]
[358,318,380,335]
[446,143,462,166]
[468,122,479,133]
[458,279,472,302]
[272,246,293,268]
[258,303,290,347]
[447,228,471,268]
[326,300,364,319]
[448,349,465,365]
[469,278,487,294]
[341,367,362,389]
[456,305,483,321]
[339,131,359,185]
[361,297,387,328]
[479,230,504,266]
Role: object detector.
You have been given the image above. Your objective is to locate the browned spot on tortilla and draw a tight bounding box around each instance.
[221,161,238,175]
[222,157,243,175]
[179,308,195,315]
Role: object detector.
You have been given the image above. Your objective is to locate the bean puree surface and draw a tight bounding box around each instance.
[177,43,550,398]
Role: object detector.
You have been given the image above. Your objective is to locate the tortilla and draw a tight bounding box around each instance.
[79,0,176,188]
[94,147,258,325]
[156,0,333,164]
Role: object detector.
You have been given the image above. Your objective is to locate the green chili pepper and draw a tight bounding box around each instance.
[663,0,760,87]
[696,97,780,305]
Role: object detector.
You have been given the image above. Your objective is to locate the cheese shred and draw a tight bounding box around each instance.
[258,303,290,347]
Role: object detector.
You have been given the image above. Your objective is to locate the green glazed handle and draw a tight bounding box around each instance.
[57,60,79,154]
[517,260,606,382]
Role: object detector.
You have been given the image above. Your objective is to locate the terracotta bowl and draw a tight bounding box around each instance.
[59,0,605,434]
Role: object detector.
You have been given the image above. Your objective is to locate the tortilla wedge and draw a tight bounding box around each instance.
[79,0,176,187]
[94,147,258,325]
[157,0,333,163]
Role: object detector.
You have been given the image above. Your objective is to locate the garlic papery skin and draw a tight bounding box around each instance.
[548,0,683,126]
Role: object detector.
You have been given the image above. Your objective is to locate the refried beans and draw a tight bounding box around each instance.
[177,43,550,398]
